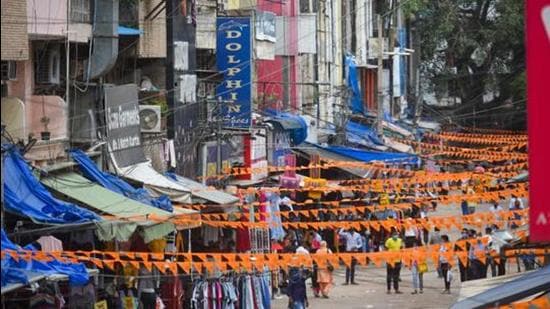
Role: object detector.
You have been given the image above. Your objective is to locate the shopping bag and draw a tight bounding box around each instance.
[446,270,454,282]
[156,297,165,309]
[418,262,428,274]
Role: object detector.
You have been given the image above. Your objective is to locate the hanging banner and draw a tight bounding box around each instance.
[216,17,252,128]
[104,84,147,168]
[255,11,276,42]
[527,0,550,242]
[174,102,201,177]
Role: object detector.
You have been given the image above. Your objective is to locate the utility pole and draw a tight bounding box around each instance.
[376,14,384,137]
[216,98,223,176]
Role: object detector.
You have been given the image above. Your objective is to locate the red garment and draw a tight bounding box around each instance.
[236,216,251,252]
[259,192,267,222]
[160,276,184,309]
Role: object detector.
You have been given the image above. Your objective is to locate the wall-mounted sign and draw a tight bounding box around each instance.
[216,17,252,128]
[104,84,147,168]
[256,11,276,43]
[528,0,550,242]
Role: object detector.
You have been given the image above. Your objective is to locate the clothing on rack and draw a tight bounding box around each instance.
[36,235,63,252]
[190,272,271,309]
[266,193,286,241]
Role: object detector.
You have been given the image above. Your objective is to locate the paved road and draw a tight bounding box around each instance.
[272,266,459,309]
[272,197,526,308]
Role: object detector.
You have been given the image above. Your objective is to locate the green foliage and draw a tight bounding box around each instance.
[411,0,525,117]
[146,97,169,115]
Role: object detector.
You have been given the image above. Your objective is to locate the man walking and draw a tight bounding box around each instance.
[339,228,362,285]
[385,231,404,294]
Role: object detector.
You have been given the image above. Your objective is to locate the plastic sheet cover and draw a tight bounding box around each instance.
[346,121,384,147]
[264,109,308,145]
[322,145,420,165]
[70,149,173,212]
[1,229,90,286]
[345,55,364,114]
[2,146,101,224]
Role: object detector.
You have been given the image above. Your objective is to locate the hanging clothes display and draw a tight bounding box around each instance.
[36,235,63,252]
[266,193,285,241]
[190,272,271,309]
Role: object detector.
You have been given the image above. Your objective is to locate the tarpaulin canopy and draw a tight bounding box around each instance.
[345,55,364,114]
[320,145,420,165]
[1,230,90,287]
[264,109,308,145]
[70,149,172,212]
[165,173,239,205]
[40,172,176,219]
[2,146,101,224]
[40,172,199,240]
[346,121,384,147]
[118,25,142,36]
[113,160,192,204]
[294,143,374,178]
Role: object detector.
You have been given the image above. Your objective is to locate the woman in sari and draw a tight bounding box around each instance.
[316,241,334,298]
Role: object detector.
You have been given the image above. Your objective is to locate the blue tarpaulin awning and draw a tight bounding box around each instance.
[265,109,308,145]
[346,121,384,147]
[2,145,101,224]
[1,230,90,287]
[118,26,142,36]
[320,145,420,165]
[345,55,364,114]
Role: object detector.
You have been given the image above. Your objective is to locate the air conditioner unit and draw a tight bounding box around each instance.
[1,61,17,81]
[139,105,162,133]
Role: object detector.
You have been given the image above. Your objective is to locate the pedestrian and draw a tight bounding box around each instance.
[485,227,497,277]
[430,227,443,278]
[287,267,309,309]
[439,235,452,294]
[470,237,488,279]
[404,218,419,248]
[455,229,471,282]
[509,194,524,210]
[338,228,362,285]
[461,198,469,216]
[316,241,334,298]
[489,201,503,214]
[384,231,404,294]
[410,243,425,294]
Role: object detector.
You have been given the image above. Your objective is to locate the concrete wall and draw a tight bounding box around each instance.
[27,95,68,140]
[1,0,30,60]
[138,0,167,58]
[27,0,67,38]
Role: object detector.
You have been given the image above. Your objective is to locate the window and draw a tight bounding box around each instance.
[71,0,91,23]
[1,61,17,81]
[300,0,318,13]
[48,50,60,84]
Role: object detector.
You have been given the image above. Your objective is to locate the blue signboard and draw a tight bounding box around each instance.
[216,17,252,128]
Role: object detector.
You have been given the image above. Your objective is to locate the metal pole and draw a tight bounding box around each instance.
[216,100,222,176]
[66,0,70,146]
[376,15,384,137]
[1,146,4,230]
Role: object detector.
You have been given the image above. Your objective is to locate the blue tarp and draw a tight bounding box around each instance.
[1,229,90,286]
[118,25,142,36]
[345,55,364,114]
[2,146,101,224]
[70,150,173,212]
[346,121,384,147]
[321,145,420,165]
[265,109,308,145]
